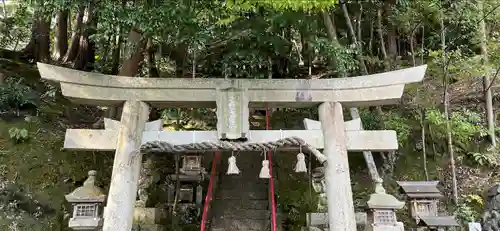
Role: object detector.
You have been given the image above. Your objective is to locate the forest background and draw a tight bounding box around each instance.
[0,0,500,230]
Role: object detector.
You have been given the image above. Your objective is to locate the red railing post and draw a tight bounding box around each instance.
[266,108,277,231]
[200,151,221,231]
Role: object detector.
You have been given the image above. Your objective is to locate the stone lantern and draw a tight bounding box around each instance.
[180,154,204,175]
[65,170,106,230]
[365,179,405,231]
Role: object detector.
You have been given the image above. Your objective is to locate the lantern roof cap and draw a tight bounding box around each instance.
[65,170,106,203]
[366,178,405,210]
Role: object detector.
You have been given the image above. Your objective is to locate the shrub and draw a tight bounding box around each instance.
[0,78,37,114]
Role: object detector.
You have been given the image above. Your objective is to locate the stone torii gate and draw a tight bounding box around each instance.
[37,63,427,231]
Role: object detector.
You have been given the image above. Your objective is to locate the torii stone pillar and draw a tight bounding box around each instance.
[103,100,150,231]
[319,102,356,231]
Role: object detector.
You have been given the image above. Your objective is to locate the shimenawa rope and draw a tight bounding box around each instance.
[140,136,327,164]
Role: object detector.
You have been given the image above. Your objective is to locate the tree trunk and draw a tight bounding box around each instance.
[387,30,397,60]
[111,32,123,74]
[21,9,51,62]
[368,20,374,56]
[2,0,6,18]
[322,12,338,42]
[120,31,147,76]
[73,2,96,71]
[479,0,496,147]
[421,26,425,64]
[356,1,362,42]
[383,1,397,63]
[107,29,147,119]
[37,16,51,63]
[340,1,368,74]
[409,33,416,67]
[53,10,69,61]
[21,13,38,58]
[441,10,458,204]
[147,38,159,77]
[63,5,85,63]
[376,8,389,70]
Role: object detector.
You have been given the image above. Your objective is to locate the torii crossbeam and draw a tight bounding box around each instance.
[37,62,427,231]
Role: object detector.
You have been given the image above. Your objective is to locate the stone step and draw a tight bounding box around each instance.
[211,208,270,220]
[217,181,269,190]
[210,218,270,231]
[211,199,268,210]
[215,190,268,200]
[218,163,265,171]
[218,175,270,183]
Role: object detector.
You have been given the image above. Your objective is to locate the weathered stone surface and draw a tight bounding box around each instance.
[38,62,427,107]
[482,184,500,231]
[136,156,158,207]
[301,227,324,231]
[132,207,162,225]
[319,102,356,231]
[102,100,150,231]
[371,222,404,231]
[306,212,367,226]
[131,224,162,231]
[216,88,250,140]
[303,118,362,131]
[64,128,399,152]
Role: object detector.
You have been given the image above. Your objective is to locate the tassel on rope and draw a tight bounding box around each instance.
[295,145,307,173]
[259,151,271,179]
[227,152,240,175]
[295,153,307,173]
[259,160,271,179]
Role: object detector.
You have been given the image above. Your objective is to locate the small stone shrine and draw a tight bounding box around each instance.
[65,170,106,230]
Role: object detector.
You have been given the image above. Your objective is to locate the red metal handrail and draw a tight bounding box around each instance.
[200,150,221,231]
[266,108,277,231]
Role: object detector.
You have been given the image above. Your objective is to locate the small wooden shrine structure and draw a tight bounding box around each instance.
[38,62,427,231]
[397,181,460,230]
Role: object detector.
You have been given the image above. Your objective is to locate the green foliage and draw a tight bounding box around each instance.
[161,108,216,131]
[8,127,29,143]
[0,4,32,50]
[275,153,318,231]
[223,0,339,12]
[383,111,412,146]
[0,78,37,113]
[425,108,485,149]
[0,118,113,230]
[359,110,412,145]
[427,48,484,82]
[454,194,484,223]
[312,38,358,75]
[466,151,498,167]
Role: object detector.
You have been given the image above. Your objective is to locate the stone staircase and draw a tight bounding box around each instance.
[208,151,271,231]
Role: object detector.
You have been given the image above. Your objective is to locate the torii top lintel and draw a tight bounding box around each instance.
[37,63,427,108]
